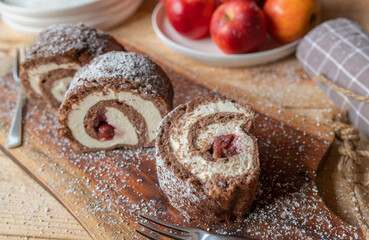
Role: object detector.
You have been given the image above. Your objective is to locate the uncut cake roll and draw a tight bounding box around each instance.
[20,23,124,106]
[59,51,173,152]
[156,95,260,222]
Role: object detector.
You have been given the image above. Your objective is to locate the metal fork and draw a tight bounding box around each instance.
[136,215,257,240]
[6,48,24,148]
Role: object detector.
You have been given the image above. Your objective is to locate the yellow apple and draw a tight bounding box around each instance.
[264,0,321,43]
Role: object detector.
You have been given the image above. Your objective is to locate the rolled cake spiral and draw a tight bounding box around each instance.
[58,51,173,152]
[20,23,124,106]
[156,95,260,222]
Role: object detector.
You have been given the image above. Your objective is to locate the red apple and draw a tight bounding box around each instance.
[264,0,321,43]
[166,0,216,39]
[210,0,267,54]
[216,0,265,8]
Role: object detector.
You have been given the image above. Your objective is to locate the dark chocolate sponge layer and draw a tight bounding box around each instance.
[156,95,260,222]
[59,51,173,152]
[20,23,125,106]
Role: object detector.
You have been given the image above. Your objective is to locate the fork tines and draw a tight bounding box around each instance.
[136,215,190,240]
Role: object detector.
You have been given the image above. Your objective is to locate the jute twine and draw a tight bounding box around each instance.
[314,74,369,103]
[331,122,369,239]
[314,74,369,239]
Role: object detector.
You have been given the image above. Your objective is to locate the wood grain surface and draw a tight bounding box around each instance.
[0,50,363,239]
[0,151,90,240]
[0,0,368,239]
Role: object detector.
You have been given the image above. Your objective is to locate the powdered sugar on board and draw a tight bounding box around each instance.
[0,71,362,239]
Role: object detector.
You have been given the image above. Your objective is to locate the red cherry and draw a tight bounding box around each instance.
[211,134,239,158]
[97,123,115,141]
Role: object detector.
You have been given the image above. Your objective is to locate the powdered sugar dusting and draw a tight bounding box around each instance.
[0,72,361,239]
[26,24,119,61]
[68,52,172,100]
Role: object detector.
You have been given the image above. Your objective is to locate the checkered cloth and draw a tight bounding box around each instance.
[297,18,369,139]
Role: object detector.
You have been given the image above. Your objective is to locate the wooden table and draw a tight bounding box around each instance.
[0,0,368,239]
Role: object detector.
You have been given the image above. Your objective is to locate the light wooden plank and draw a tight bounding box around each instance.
[0,152,91,240]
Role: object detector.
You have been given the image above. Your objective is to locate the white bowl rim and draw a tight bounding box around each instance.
[2,0,134,26]
[1,0,141,35]
[0,0,122,16]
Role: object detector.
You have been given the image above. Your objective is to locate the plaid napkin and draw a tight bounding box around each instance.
[296,18,369,139]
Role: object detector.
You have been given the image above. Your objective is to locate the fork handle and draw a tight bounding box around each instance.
[6,86,24,148]
[204,234,257,240]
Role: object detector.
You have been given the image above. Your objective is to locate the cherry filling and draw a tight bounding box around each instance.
[210,134,239,158]
[93,109,115,141]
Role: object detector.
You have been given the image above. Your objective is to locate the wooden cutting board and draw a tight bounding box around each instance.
[0,40,363,239]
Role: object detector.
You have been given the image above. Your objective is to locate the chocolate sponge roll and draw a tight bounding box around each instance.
[156,96,259,222]
[59,51,173,152]
[20,23,125,106]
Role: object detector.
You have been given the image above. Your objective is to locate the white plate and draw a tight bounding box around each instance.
[0,0,120,18]
[92,0,142,30]
[2,0,97,10]
[2,0,135,28]
[152,3,299,67]
[1,0,127,26]
[2,0,142,35]
[2,16,44,35]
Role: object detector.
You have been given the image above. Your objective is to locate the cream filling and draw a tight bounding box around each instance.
[68,90,162,148]
[169,100,252,180]
[51,77,73,102]
[28,63,80,95]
